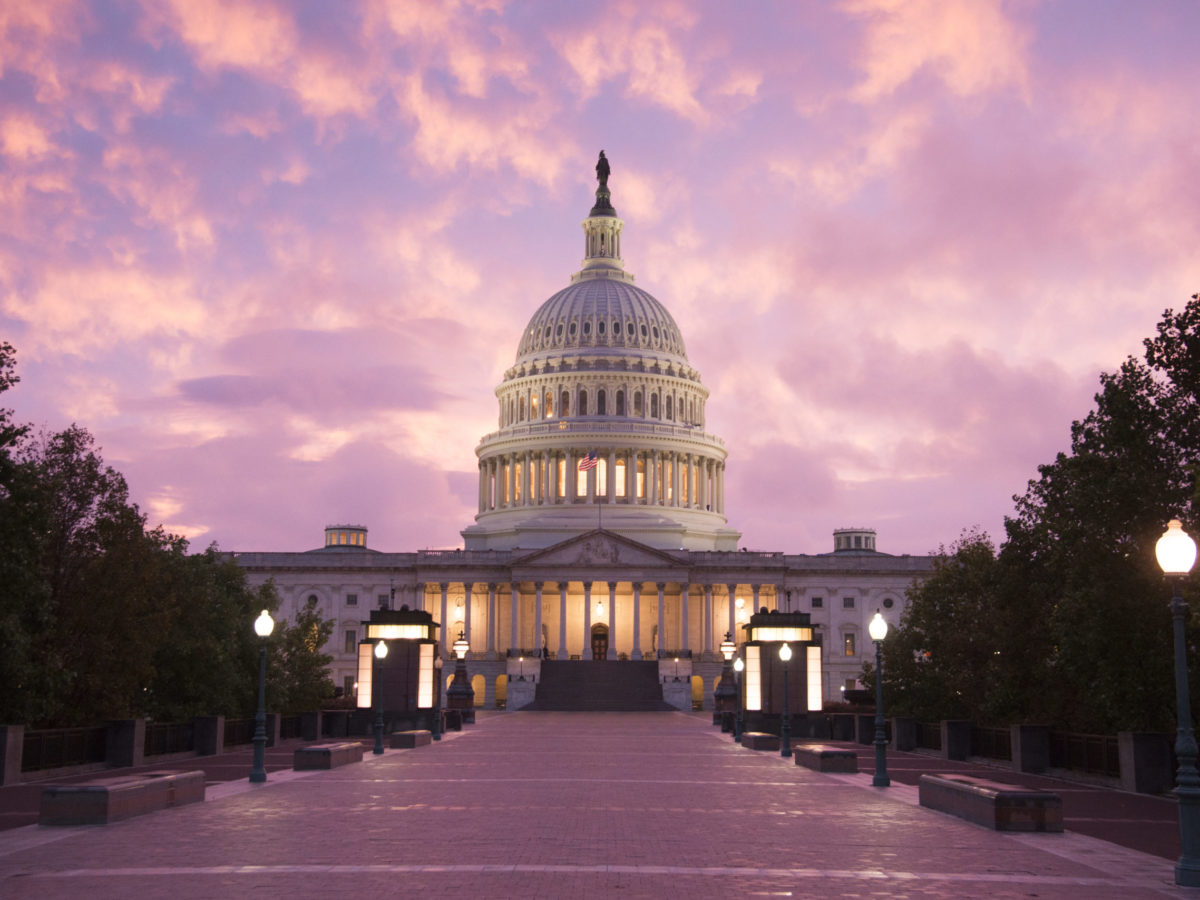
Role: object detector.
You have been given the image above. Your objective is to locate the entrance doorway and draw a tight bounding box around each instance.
[590,624,609,660]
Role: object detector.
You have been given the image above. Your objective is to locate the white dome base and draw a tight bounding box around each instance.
[462,505,740,552]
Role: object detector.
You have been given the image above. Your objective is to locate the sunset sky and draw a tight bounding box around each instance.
[2,0,1198,556]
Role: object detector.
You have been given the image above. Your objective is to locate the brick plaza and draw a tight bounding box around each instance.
[0,711,1189,898]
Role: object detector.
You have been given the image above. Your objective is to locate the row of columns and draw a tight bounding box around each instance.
[477,449,726,514]
[425,580,776,660]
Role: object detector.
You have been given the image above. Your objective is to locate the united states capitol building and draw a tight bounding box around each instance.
[234,154,934,710]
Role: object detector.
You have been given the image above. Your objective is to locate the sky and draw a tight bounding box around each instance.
[2,0,1199,557]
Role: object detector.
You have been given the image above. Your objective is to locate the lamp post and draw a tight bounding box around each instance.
[446,630,475,724]
[249,609,275,783]
[373,639,388,755]
[869,610,890,787]
[733,656,744,743]
[715,632,737,729]
[779,642,792,758]
[518,656,525,681]
[432,655,443,740]
[1157,519,1200,886]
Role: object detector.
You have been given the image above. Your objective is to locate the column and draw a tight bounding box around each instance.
[656,582,666,657]
[680,581,690,653]
[672,452,681,508]
[520,451,530,508]
[727,583,737,643]
[507,455,516,507]
[558,582,568,659]
[486,583,497,658]
[569,452,579,501]
[648,452,657,506]
[439,583,449,656]
[632,582,642,660]
[703,584,713,657]
[478,461,486,512]
[607,581,617,660]
[415,583,426,615]
[626,450,636,503]
[463,582,474,651]
[510,583,520,653]
[583,581,593,659]
[698,457,708,511]
[607,449,617,504]
[534,582,544,657]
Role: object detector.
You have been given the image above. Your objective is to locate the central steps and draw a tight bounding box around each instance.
[523,660,674,711]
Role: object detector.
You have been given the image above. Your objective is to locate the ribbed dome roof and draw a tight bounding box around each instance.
[515,278,688,364]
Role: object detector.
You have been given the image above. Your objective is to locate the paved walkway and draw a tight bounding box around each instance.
[0,712,1191,898]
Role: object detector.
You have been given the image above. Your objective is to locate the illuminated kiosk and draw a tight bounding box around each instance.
[738,610,825,739]
[356,607,442,734]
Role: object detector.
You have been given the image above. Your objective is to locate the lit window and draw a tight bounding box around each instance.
[597,458,607,496]
[844,633,856,656]
[615,458,626,497]
[636,458,645,498]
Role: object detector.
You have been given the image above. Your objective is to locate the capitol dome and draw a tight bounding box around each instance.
[462,152,739,552]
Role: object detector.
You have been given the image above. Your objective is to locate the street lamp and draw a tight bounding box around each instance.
[1157,519,1200,886]
[373,639,388,755]
[432,655,443,740]
[249,609,274,783]
[869,610,890,788]
[714,632,737,729]
[518,656,526,681]
[779,642,792,758]
[733,656,745,743]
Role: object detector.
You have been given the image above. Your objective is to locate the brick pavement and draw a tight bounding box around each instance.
[0,711,1191,899]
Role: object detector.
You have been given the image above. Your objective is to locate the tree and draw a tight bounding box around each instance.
[268,595,336,714]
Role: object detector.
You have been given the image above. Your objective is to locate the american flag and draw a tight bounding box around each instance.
[577,451,599,471]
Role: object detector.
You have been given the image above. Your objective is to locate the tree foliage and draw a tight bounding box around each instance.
[886,294,1200,733]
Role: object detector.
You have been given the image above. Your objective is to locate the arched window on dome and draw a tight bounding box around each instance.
[666,395,673,420]
[578,390,588,416]
[545,391,553,418]
[650,393,659,419]
[615,456,626,498]
[530,394,538,419]
[636,457,646,500]
[616,390,625,416]
[561,391,570,417]
[519,396,526,422]
[633,391,643,417]
[597,390,606,415]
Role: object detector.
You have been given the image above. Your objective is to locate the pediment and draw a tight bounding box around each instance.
[512,530,685,571]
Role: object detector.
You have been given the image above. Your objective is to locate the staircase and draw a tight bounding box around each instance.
[524,660,674,711]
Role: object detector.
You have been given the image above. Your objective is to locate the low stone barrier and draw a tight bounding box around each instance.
[918,773,1062,832]
[794,743,857,773]
[40,770,205,826]
[389,730,432,749]
[741,732,780,751]
[293,741,364,770]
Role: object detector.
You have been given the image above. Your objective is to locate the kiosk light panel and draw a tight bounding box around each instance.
[368,624,429,641]
[418,643,434,707]
[356,643,373,708]
[750,626,813,643]
[744,645,762,711]
[806,645,822,711]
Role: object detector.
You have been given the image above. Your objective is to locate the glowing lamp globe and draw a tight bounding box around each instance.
[1157,520,1197,575]
[869,612,888,642]
[254,609,274,638]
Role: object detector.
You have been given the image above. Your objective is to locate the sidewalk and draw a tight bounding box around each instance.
[0,712,1190,899]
